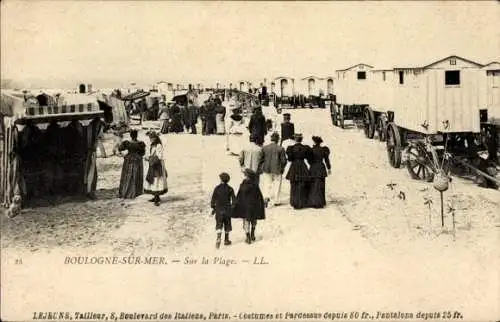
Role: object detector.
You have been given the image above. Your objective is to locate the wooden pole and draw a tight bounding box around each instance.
[452,210,456,241]
[440,191,444,227]
[454,158,500,186]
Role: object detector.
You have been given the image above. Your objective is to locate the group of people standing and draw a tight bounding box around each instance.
[210,108,332,249]
[117,130,168,206]
[158,96,227,136]
[238,111,332,210]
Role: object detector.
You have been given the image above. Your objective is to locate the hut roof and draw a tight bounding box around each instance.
[335,63,374,72]
[301,76,325,81]
[273,76,295,81]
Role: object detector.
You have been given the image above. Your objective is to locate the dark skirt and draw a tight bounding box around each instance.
[308,178,326,208]
[290,181,309,209]
[118,154,144,198]
[286,161,310,182]
[160,119,169,134]
[170,115,184,133]
[205,116,216,135]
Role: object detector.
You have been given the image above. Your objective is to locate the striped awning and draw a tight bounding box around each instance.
[25,103,98,116]
[1,91,103,123]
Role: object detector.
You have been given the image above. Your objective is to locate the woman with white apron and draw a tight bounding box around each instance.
[226,107,247,156]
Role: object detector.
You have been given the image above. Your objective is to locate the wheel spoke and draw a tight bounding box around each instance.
[407,151,420,159]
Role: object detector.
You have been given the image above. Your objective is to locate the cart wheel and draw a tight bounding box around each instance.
[386,123,402,168]
[363,107,375,139]
[377,116,387,142]
[405,143,435,182]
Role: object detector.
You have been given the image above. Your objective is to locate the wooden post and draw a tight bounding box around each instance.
[440,191,444,227]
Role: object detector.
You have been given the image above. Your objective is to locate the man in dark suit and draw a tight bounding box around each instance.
[248,106,267,146]
[261,132,287,207]
[281,113,295,144]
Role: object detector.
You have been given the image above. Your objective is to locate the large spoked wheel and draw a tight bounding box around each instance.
[386,123,402,168]
[363,107,375,139]
[377,116,387,142]
[405,143,435,182]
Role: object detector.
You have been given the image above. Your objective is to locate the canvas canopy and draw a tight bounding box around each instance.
[122,90,150,101]
[95,93,129,126]
[1,90,105,212]
[1,91,102,124]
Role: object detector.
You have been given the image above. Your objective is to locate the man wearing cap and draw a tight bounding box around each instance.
[239,135,264,186]
[187,100,200,134]
[281,113,295,144]
[261,132,287,207]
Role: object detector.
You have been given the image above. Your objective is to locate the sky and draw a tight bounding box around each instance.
[1,1,499,88]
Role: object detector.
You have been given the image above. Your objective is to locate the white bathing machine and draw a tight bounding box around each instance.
[331,63,373,128]
[383,55,489,183]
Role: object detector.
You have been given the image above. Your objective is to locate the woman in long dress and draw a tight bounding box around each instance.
[307,136,331,208]
[285,133,311,209]
[205,102,217,135]
[159,102,170,134]
[215,104,226,135]
[226,107,246,155]
[118,129,146,198]
[169,104,184,133]
[144,131,168,206]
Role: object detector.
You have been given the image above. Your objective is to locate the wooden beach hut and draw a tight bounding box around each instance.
[0,90,104,214]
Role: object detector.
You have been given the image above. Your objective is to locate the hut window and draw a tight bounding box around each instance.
[450,59,456,65]
[445,70,460,86]
[399,71,404,84]
[491,72,499,87]
[357,71,366,80]
[382,72,386,81]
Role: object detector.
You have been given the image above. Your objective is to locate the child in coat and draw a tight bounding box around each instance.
[210,172,236,249]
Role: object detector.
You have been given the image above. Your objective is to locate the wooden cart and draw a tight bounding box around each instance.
[379,56,498,188]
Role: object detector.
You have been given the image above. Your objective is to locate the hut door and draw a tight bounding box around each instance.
[280,79,288,97]
[79,84,86,93]
[308,78,315,96]
[327,79,334,95]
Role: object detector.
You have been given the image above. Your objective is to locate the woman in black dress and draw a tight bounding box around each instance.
[169,104,184,133]
[285,133,311,209]
[307,136,331,208]
[118,129,146,198]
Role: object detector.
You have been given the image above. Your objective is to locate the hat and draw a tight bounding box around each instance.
[294,133,303,139]
[271,132,280,142]
[312,136,323,144]
[147,130,159,138]
[283,113,291,118]
[243,168,256,179]
[219,172,230,183]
